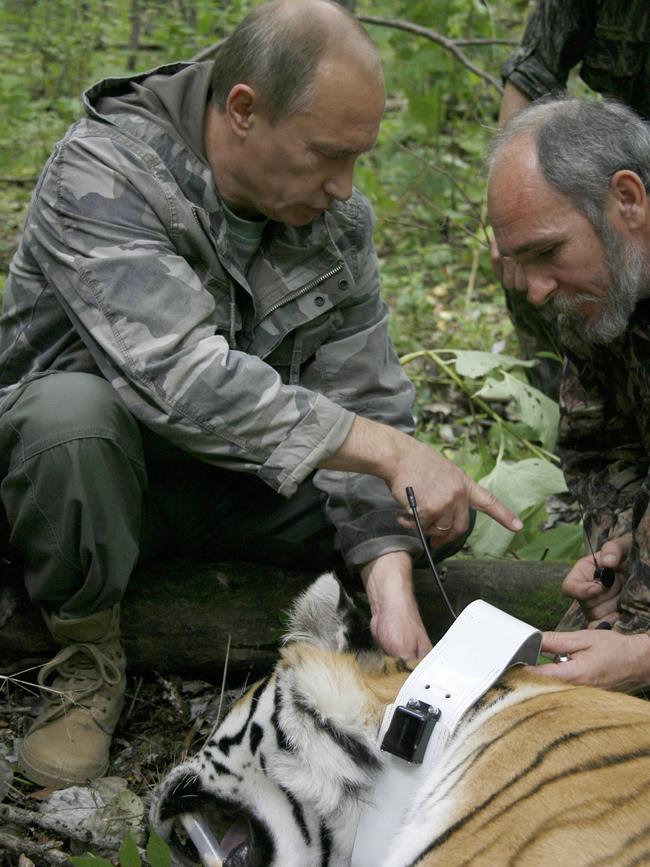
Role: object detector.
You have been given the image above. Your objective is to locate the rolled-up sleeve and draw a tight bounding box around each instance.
[310,197,421,565]
[502,0,596,100]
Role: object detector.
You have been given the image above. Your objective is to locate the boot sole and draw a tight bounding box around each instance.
[19,748,109,789]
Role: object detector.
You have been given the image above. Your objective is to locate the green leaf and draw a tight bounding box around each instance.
[146,828,172,867]
[452,445,494,481]
[446,349,535,377]
[118,830,141,867]
[115,789,145,824]
[470,458,568,558]
[513,523,584,562]
[511,501,549,547]
[474,371,560,450]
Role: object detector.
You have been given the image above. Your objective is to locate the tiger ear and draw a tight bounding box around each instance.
[283,572,373,653]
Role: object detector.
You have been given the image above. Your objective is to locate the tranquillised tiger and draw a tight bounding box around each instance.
[151,573,650,866]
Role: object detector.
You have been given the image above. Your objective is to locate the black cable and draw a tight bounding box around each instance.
[406,486,457,621]
[576,501,615,588]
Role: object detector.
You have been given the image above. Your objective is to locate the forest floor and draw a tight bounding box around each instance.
[0,664,243,864]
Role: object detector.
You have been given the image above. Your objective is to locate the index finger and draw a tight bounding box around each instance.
[540,630,593,654]
[468,481,523,533]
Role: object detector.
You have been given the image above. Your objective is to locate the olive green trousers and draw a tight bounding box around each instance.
[0,372,337,618]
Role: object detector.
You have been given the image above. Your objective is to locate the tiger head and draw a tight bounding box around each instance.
[150,573,409,866]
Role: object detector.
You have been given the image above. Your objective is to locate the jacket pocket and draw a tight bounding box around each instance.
[263,312,342,384]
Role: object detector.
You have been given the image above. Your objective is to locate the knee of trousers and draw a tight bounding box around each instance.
[0,373,147,614]
[1,372,143,464]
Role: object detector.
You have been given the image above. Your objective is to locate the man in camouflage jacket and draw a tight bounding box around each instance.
[488,96,650,693]
[0,0,520,787]
[496,0,650,399]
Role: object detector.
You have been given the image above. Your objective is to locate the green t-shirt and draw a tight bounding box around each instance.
[222,202,268,272]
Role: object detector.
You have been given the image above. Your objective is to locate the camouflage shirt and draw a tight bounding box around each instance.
[558,299,650,634]
[0,62,419,567]
[502,0,650,119]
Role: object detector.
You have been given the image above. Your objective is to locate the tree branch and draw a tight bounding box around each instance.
[0,177,38,185]
[190,19,510,88]
[452,37,516,46]
[357,14,504,94]
[0,830,71,865]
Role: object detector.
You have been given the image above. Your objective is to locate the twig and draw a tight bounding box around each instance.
[357,14,504,94]
[0,177,38,185]
[401,349,559,463]
[0,830,70,865]
[125,675,143,720]
[95,42,166,51]
[203,634,232,747]
[180,715,204,761]
[465,242,481,305]
[465,199,488,304]
[214,634,231,729]
[451,37,516,46]
[127,0,143,72]
[0,802,123,850]
[0,673,62,700]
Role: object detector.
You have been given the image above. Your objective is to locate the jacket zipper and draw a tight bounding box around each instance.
[192,204,344,318]
[258,260,344,322]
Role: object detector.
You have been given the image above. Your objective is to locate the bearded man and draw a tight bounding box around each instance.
[488,97,650,692]
[492,1,650,399]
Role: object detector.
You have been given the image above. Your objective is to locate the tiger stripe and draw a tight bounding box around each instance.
[152,574,650,867]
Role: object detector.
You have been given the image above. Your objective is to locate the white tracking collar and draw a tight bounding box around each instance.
[351,600,542,867]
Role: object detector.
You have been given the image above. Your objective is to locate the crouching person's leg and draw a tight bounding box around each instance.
[0,372,147,787]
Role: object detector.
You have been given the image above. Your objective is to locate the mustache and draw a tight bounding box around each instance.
[550,292,599,315]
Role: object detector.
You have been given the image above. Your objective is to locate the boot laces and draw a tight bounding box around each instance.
[38,643,121,708]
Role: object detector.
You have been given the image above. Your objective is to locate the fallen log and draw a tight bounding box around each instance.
[0,557,570,680]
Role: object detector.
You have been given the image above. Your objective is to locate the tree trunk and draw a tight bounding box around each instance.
[0,557,569,682]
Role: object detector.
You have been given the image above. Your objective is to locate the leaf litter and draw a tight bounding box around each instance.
[0,668,244,864]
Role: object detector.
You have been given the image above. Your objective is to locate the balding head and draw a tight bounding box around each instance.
[488,97,650,232]
[487,98,650,349]
[210,0,383,125]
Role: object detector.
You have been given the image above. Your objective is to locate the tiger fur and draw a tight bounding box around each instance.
[151,573,650,866]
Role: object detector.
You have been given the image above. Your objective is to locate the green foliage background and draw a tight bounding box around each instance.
[0,0,581,561]
[0,0,526,310]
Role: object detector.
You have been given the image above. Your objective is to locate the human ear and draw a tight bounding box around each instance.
[609,169,648,230]
[225,84,258,137]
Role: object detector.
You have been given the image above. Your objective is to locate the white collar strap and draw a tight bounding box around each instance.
[351,600,542,867]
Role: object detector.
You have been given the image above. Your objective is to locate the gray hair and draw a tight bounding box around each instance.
[210,0,380,124]
[489,97,650,230]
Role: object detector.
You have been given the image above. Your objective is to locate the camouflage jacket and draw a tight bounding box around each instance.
[558,299,650,633]
[502,0,650,119]
[0,62,419,567]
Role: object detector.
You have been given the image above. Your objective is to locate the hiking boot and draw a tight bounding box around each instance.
[19,605,126,788]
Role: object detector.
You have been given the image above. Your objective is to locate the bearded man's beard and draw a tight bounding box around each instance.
[545,220,648,354]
